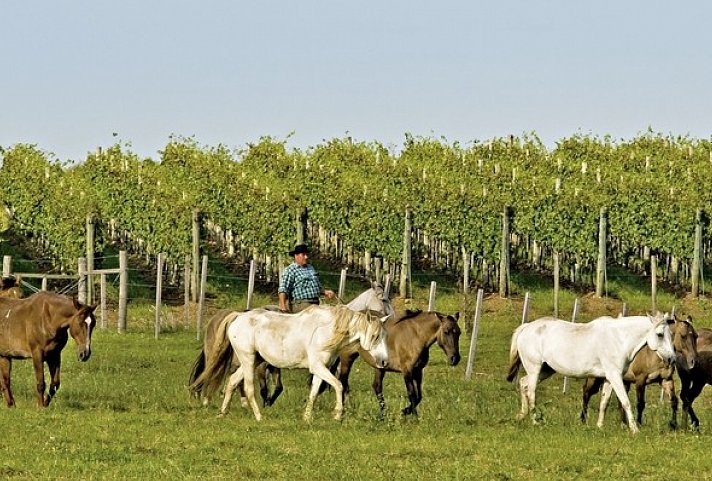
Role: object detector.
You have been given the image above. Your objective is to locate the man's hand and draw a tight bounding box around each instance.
[323,289,335,299]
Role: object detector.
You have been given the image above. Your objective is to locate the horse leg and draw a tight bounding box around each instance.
[0,358,14,407]
[266,366,283,407]
[519,365,550,423]
[634,381,645,426]
[401,370,418,416]
[31,351,48,408]
[240,358,262,421]
[605,375,638,433]
[581,377,603,424]
[338,351,359,405]
[372,368,386,411]
[402,367,424,416]
[219,366,245,417]
[255,362,270,407]
[662,378,678,429]
[306,362,343,421]
[681,378,704,429]
[45,352,61,407]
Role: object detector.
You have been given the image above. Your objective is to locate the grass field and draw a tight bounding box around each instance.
[2,259,712,480]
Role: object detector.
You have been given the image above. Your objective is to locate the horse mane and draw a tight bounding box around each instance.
[322,305,365,351]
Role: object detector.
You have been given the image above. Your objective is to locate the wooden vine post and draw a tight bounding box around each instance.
[296,206,308,245]
[400,206,412,299]
[499,206,511,298]
[691,208,703,297]
[595,207,607,298]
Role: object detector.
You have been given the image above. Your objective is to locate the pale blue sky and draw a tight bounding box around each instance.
[2,1,711,162]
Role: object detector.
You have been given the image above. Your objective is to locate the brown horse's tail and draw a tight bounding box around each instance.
[506,325,523,382]
[188,314,237,400]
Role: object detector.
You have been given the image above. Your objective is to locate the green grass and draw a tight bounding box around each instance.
[2,292,712,480]
[3,242,712,479]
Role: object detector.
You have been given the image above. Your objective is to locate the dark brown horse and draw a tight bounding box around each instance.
[336,309,461,416]
[188,309,282,407]
[679,349,712,429]
[0,291,97,407]
[580,315,697,428]
[0,276,23,298]
[678,322,712,428]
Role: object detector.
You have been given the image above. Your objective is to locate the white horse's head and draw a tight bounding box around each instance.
[358,312,389,368]
[646,314,676,367]
[346,284,395,319]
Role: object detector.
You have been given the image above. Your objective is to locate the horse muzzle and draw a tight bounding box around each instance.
[450,353,461,366]
[77,348,92,362]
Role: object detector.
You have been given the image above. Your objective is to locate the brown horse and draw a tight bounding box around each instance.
[679,349,712,429]
[188,309,282,407]
[0,276,23,298]
[0,291,98,407]
[580,315,697,429]
[336,309,461,416]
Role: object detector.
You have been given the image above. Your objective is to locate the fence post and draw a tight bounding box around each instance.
[246,259,256,310]
[184,254,191,328]
[562,298,580,393]
[118,250,128,333]
[595,207,607,297]
[521,291,530,325]
[499,206,511,298]
[196,255,208,341]
[2,255,11,277]
[691,208,703,297]
[651,254,658,313]
[100,273,107,329]
[86,213,95,304]
[400,206,412,299]
[155,253,164,339]
[78,257,87,304]
[338,268,347,299]
[465,288,484,380]
[428,281,437,312]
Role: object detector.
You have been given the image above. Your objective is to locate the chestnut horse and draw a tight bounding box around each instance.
[0,291,98,407]
[580,315,697,429]
[335,309,461,416]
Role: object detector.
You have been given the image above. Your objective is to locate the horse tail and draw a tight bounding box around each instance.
[506,325,523,382]
[187,349,207,395]
[188,313,237,400]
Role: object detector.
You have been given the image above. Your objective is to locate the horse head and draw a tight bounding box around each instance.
[357,311,389,368]
[436,312,462,366]
[646,313,676,367]
[673,315,697,371]
[68,298,99,362]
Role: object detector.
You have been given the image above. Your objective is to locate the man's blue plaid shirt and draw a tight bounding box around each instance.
[278,263,323,301]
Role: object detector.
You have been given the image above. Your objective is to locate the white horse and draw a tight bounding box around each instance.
[190,304,388,422]
[506,313,676,433]
[345,281,395,319]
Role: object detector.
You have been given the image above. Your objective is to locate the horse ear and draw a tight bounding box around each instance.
[687,315,693,323]
[453,312,460,321]
[72,297,82,310]
[379,315,389,323]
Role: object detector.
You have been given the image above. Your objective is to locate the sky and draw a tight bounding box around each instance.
[2,1,711,162]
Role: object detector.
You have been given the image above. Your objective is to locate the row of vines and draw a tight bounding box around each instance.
[0,130,710,293]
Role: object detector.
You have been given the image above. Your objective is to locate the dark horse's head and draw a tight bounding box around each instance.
[437,312,461,366]
[67,298,99,362]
